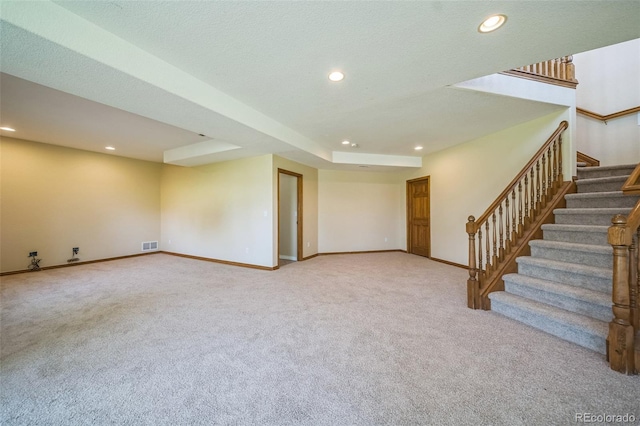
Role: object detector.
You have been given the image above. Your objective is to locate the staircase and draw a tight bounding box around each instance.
[489,163,640,354]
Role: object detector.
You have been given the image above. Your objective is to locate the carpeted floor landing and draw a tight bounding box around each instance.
[1,252,638,425]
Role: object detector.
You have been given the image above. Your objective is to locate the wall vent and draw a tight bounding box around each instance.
[142,241,159,251]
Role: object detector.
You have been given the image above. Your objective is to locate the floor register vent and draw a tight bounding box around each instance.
[142,241,159,251]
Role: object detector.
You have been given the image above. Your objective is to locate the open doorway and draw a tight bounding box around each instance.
[278,169,303,266]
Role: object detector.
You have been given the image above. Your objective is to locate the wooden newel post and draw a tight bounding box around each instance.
[607,214,635,374]
[467,216,481,309]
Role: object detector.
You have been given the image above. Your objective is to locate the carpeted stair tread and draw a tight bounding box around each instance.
[541,223,609,233]
[576,175,628,193]
[489,292,608,354]
[528,239,611,268]
[565,191,639,209]
[516,256,611,278]
[515,256,611,293]
[541,224,609,245]
[502,273,612,322]
[576,161,588,167]
[576,163,638,179]
[553,207,631,226]
[528,239,611,253]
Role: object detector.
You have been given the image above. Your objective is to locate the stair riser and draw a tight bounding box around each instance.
[565,196,639,209]
[577,167,636,179]
[542,229,608,246]
[490,298,607,354]
[503,280,612,322]
[577,180,626,193]
[555,213,619,226]
[529,246,612,269]
[517,263,611,293]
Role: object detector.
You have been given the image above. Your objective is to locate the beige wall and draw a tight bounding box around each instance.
[318,170,404,253]
[573,38,640,166]
[0,137,161,273]
[272,156,319,263]
[401,111,571,265]
[161,155,274,267]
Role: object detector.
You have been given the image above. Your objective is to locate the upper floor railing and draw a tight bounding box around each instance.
[501,56,578,88]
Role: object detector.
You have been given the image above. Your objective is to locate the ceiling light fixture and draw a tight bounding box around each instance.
[342,140,350,145]
[0,126,16,132]
[415,146,423,151]
[105,146,116,151]
[328,71,345,82]
[478,14,507,33]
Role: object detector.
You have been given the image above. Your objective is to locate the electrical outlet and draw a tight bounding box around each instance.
[73,247,79,253]
[29,251,38,257]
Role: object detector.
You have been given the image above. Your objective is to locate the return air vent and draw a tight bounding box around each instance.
[142,241,158,251]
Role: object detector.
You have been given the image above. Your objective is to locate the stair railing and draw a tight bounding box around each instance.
[467,121,570,309]
[501,56,578,88]
[607,163,640,374]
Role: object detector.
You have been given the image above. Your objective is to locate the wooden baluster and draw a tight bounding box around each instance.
[511,189,517,241]
[535,160,541,213]
[607,215,635,374]
[467,216,480,309]
[553,139,559,188]
[478,227,483,274]
[492,213,498,268]
[499,204,504,261]
[485,221,490,275]
[518,182,523,235]
[558,134,564,182]
[524,175,529,227]
[505,196,511,252]
[541,153,547,206]
[547,146,553,196]
[549,58,556,79]
[530,168,536,218]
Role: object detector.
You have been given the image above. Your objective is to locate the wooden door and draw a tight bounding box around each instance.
[407,177,430,257]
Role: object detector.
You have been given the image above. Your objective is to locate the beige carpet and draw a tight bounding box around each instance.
[1,252,638,425]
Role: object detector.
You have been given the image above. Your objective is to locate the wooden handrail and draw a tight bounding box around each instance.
[607,163,640,375]
[473,121,568,228]
[577,106,640,123]
[577,151,600,167]
[467,121,570,309]
[622,163,640,195]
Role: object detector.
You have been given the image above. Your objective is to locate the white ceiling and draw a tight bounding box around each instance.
[1,1,639,170]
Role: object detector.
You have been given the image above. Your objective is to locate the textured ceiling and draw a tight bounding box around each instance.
[1,1,639,169]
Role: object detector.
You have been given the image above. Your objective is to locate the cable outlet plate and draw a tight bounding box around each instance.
[29,251,38,257]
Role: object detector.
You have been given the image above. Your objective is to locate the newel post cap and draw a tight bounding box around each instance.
[608,214,632,246]
[466,216,476,234]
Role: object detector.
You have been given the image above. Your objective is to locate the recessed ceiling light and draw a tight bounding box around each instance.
[415,146,423,151]
[328,71,345,82]
[105,146,116,151]
[478,14,507,33]
[0,126,16,132]
[342,140,350,145]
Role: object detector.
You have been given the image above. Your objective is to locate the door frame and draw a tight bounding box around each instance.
[277,169,303,261]
[406,175,431,257]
